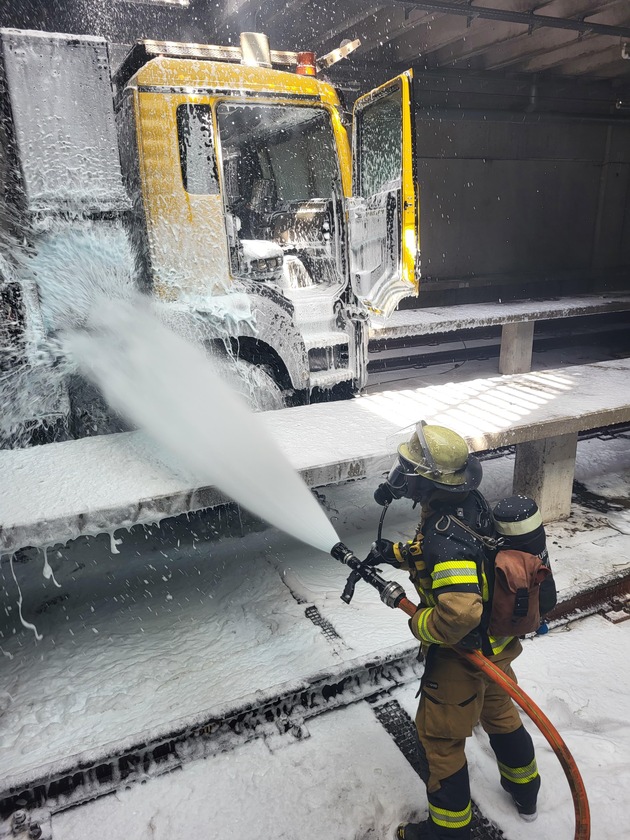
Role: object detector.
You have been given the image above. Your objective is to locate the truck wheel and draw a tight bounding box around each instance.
[67,375,130,438]
[216,357,287,411]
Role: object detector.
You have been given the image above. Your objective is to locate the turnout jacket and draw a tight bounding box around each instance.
[385,491,513,656]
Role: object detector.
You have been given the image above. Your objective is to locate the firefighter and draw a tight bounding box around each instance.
[369,423,541,840]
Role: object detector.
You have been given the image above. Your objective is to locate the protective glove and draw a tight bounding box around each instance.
[456,628,483,651]
[365,539,400,567]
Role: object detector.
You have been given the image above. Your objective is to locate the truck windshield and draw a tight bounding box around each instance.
[216,102,343,288]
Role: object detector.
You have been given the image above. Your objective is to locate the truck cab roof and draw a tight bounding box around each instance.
[115,39,341,108]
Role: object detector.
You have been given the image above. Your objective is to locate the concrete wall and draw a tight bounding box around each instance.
[413,78,630,304]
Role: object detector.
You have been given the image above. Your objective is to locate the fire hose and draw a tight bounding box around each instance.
[330,540,591,840]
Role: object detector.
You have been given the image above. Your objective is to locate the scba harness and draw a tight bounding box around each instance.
[435,495,555,646]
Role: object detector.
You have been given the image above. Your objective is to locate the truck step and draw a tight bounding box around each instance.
[304,332,349,351]
[309,367,354,389]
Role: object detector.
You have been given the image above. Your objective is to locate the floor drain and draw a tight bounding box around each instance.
[304,605,343,643]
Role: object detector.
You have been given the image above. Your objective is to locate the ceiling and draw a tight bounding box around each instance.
[216,0,630,88]
[1,1,629,90]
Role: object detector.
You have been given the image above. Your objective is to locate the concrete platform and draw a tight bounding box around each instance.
[2,358,630,554]
[368,294,630,342]
[369,294,630,374]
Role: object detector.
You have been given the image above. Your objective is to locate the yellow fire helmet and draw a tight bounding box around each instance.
[397,421,482,492]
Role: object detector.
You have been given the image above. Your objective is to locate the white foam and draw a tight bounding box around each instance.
[65,296,339,554]
[42,546,62,588]
[9,554,42,641]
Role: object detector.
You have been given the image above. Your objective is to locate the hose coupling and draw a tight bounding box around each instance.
[380,580,406,609]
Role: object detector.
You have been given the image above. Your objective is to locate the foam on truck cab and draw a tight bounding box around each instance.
[0,29,130,216]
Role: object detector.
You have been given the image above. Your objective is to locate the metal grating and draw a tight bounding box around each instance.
[304,605,343,643]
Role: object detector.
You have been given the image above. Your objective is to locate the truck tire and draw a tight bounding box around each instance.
[215,357,287,412]
[67,376,129,438]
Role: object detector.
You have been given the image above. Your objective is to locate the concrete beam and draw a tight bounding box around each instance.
[389,13,473,64]
[478,0,627,71]
[355,8,435,61]
[215,0,257,28]
[458,27,576,73]
[424,21,526,69]
[513,432,579,521]
[3,358,630,554]
[522,34,614,74]
[313,5,388,54]
[554,44,630,77]
[398,0,630,39]
[368,294,630,343]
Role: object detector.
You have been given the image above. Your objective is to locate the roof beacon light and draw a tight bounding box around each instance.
[296,51,317,76]
[240,32,272,69]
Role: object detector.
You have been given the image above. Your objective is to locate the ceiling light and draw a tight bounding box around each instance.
[124,0,190,7]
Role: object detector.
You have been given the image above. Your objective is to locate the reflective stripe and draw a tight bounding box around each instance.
[432,560,478,588]
[415,608,442,645]
[489,635,513,655]
[495,510,542,536]
[393,542,404,563]
[498,758,539,785]
[429,800,472,829]
[414,582,436,607]
[424,589,437,607]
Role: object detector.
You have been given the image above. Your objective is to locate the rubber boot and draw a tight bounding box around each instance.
[500,778,538,822]
[396,820,434,840]
[490,727,540,822]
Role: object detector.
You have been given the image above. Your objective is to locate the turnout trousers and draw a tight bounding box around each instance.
[414,639,540,839]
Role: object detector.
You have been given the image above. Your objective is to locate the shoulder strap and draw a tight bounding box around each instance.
[435,513,503,552]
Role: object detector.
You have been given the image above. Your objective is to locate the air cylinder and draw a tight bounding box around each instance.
[493,495,556,616]
[493,495,548,562]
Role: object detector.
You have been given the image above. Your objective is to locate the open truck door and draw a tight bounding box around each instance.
[349,71,418,318]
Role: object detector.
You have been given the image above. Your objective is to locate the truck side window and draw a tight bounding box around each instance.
[356,89,402,198]
[176,104,219,195]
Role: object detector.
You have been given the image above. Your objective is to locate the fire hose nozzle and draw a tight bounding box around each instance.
[380,580,406,609]
[332,542,407,610]
[331,542,356,565]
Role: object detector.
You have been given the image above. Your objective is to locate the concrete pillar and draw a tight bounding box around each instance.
[499,321,535,374]
[513,432,579,522]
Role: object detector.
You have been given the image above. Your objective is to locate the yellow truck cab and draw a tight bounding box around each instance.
[0,29,419,438]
